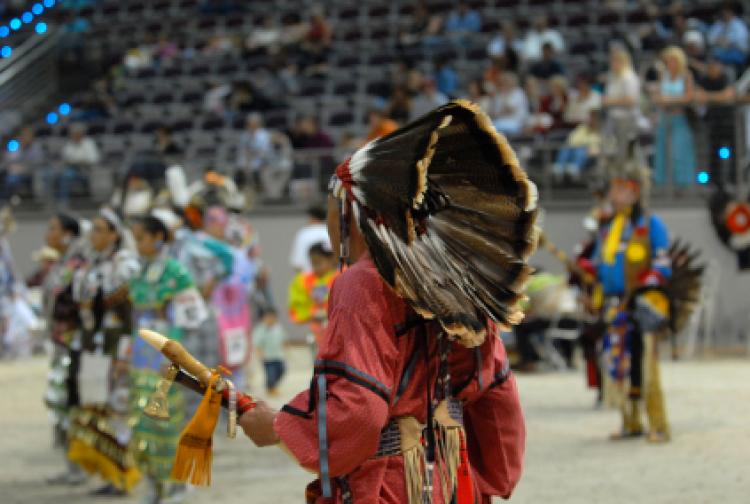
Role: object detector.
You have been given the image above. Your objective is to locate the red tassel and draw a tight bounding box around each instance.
[456,430,474,504]
[586,359,599,388]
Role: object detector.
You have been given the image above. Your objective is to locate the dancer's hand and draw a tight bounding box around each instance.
[239,400,280,447]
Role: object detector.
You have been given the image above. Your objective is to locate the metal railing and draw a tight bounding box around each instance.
[0,25,61,137]
[14,99,750,211]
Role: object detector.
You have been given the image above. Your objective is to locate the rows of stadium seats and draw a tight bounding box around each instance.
[32,0,723,177]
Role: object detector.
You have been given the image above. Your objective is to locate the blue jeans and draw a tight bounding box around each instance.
[1,172,30,200]
[263,359,285,391]
[45,166,84,204]
[554,146,589,176]
[712,47,747,67]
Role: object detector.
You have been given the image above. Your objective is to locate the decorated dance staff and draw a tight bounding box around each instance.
[138,329,256,485]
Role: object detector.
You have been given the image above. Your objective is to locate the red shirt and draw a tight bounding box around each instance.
[275,256,525,503]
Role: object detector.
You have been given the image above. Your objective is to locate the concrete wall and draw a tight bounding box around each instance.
[9,206,748,345]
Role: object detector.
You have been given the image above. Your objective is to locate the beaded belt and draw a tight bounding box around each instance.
[373,399,464,458]
[374,418,402,458]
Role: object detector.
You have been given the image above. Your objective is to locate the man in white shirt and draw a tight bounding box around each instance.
[564,74,603,125]
[486,73,529,137]
[58,122,101,205]
[521,15,565,62]
[289,204,330,272]
[62,123,101,168]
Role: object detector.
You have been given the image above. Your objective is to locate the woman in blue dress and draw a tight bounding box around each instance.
[653,46,697,189]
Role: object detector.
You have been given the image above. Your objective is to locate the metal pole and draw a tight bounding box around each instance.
[665,107,674,198]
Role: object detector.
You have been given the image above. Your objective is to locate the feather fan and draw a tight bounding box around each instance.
[665,239,704,334]
[339,100,539,347]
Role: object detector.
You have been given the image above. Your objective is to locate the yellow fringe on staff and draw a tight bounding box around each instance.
[169,372,223,486]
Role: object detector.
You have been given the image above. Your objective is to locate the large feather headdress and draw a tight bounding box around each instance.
[330,100,539,347]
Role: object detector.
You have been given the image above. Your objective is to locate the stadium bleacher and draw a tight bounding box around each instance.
[4,0,748,204]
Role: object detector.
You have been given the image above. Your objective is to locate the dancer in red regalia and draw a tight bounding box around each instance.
[240,101,538,503]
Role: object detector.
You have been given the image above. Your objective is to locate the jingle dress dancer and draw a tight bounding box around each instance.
[42,213,89,485]
[67,208,141,494]
[129,215,206,503]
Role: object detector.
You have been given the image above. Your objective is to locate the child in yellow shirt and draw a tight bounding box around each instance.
[287,242,338,345]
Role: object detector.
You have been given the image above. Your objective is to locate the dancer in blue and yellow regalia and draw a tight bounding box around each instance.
[594,152,673,443]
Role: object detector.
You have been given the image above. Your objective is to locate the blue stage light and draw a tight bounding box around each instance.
[9,18,21,30]
[7,140,19,152]
[22,12,33,24]
[43,0,55,7]
[697,171,710,184]
[1,46,12,58]
[35,22,47,34]
[32,3,44,15]
[718,147,731,160]
[59,103,71,115]
[47,112,59,124]
[0,27,9,38]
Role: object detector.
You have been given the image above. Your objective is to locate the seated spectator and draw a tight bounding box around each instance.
[444,1,482,42]
[529,42,565,81]
[386,87,413,125]
[406,68,426,97]
[398,2,443,51]
[203,32,239,56]
[521,15,565,62]
[707,1,749,68]
[366,107,399,141]
[696,58,736,186]
[263,131,294,199]
[289,116,335,150]
[203,80,232,116]
[465,79,489,110]
[410,79,449,120]
[236,113,272,189]
[277,60,301,95]
[58,123,100,205]
[553,110,603,182]
[246,16,283,55]
[1,127,42,201]
[485,73,529,137]
[123,33,155,72]
[540,76,569,131]
[564,74,602,126]
[524,76,551,133]
[639,3,671,51]
[299,9,332,74]
[155,126,182,158]
[484,54,515,88]
[434,57,459,98]
[154,35,179,65]
[59,10,91,62]
[487,21,523,60]
[229,81,275,118]
[71,78,117,122]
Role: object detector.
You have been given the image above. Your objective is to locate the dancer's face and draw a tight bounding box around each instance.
[46,217,65,250]
[90,217,118,252]
[132,222,159,258]
[608,180,639,212]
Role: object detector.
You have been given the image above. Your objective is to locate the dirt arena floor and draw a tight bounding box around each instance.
[1,348,748,504]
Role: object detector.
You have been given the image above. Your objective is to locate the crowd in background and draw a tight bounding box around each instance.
[1,0,749,204]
